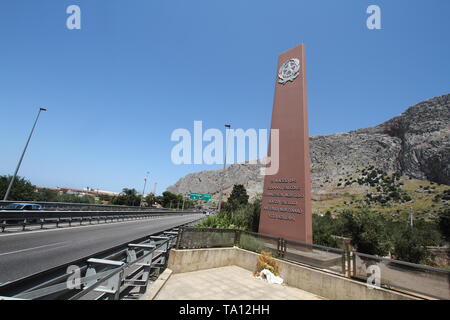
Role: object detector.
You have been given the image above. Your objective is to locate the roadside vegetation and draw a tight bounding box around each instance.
[197,184,260,232]
[312,166,450,265]
[313,208,448,265]
[0,175,97,204]
[197,182,449,266]
[0,175,196,208]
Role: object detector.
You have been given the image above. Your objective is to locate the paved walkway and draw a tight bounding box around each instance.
[154,266,324,300]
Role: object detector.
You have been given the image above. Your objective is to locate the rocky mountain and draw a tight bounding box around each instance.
[167,94,450,201]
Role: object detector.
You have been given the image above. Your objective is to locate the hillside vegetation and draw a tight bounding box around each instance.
[313,165,450,222]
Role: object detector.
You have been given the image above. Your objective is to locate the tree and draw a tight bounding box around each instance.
[182,198,195,210]
[98,194,114,203]
[413,219,444,246]
[57,193,95,204]
[438,208,450,242]
[340,209,391,256]
[157,191,183,209]
[225,184,249,212]
[250,198,261,232]
[144,193,157,207]
[111,188,141,206]
[0,175,36,201]
[392,226,428,263]
[34,188,59,202]
[313,214,340,248]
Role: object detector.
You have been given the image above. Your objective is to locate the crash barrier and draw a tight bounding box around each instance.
[0,216,204,300]
[0,210,198,232]
[0,200,173,212]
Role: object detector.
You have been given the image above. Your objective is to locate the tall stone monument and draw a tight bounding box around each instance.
[258,44,313,243]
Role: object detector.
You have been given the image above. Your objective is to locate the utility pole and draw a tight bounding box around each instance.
[4,107,47,201]
[182,193,186,211]
[217,124,231,213]
[410,210,414,227]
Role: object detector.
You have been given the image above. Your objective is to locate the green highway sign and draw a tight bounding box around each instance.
[201,194,212,202]
[189,193,212,201]
[189,193,200,200]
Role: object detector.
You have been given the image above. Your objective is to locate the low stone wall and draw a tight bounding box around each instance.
[168,247,236,273]
[168,247,418,300]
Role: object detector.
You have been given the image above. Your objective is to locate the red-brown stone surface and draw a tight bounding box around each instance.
[258,44,313,243]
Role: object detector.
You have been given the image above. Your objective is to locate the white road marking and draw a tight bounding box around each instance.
[0,242,67,257]
[0,214,201,238]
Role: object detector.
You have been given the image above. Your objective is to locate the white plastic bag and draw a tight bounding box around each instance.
[257,269,283,284]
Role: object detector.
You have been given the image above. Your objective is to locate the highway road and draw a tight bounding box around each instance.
[0,213,202,285]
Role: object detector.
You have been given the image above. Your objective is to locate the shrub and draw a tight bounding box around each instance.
[197,197,261,232]
[0,175,36,201]
[414,220,444,246]
[239,233,267,253]
[255,251,280,276]
[392,226,428,264]
[340,209,391,256]
[225,184,249,212]
[313,214,340,248]
[438,208,450,242]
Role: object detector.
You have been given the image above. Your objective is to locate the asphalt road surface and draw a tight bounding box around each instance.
[0,214,202,285]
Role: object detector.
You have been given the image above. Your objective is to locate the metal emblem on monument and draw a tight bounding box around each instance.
[278,58,300,84]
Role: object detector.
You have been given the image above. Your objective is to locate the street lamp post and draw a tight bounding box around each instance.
[217,124,231,213]
[140,172,149,207]
[3,107,47,201]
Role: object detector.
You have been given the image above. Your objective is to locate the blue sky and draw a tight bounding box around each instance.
[0,0,449,195]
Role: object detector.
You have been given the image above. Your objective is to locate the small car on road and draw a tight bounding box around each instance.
[1,203,43,211]
[0,203,44,224]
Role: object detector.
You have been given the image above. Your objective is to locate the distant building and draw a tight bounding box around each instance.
[36,186,119,198]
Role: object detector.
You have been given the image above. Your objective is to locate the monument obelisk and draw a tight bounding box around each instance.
[258,44,312,243]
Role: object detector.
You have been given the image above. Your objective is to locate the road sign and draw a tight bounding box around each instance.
[201,194,212,201]
[189,193,200,200]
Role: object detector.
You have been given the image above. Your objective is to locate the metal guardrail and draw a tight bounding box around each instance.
[0,200,176,212]
[0,210,199,232]
[351,251,450,300]
[176,227,450,300]
[0,215,204,300]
